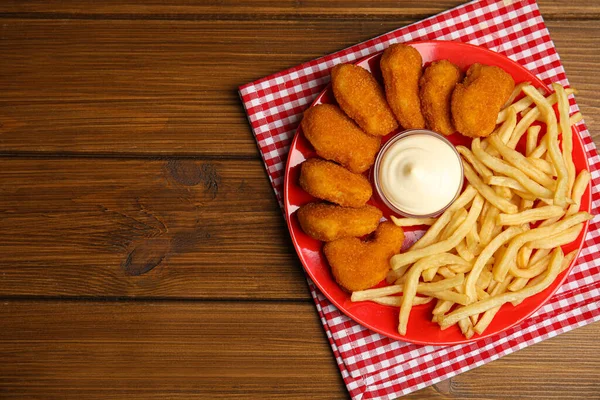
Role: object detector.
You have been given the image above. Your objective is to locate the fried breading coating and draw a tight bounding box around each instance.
[331,63,398,136]
[299,158,372,208]
[451,63,515,138]
[420,60,464,135]
[300,104,381,173]
[380,44,425,130]
[297,202,382,242]
[324,221,405,292]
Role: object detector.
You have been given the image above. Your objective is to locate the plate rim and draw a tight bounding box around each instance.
[283,40,592,345]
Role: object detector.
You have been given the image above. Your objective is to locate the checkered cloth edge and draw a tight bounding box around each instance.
[239,0,600,398]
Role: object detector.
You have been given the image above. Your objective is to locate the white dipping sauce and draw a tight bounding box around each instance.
[377,133,463,216]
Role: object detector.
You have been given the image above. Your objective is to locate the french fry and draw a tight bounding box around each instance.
[567,170,591,216]
[520,198,534,211]
[456,239,475,262]
[437,267,457,278]
[466,224,480,250]
[493,212,592,282]
[529,138,547,159]
[489,134,556,189]
[351,285,403,302]
[527,157,556,176]
[522,85,569,207]
[526,250,577,288]
[386,265,409,285]
[464,226,523,302]
[476,268,494,291]
[462,159,518,214]
[526,125,541,156]
[391,196,484,271]
[517,246,533,269]
[553,83,576,197]
[472,138,554,199]
[527,223,584,249]
[506,106,540,149]
[510,253,551,279]
[410,186,478,250]
[457,146,493,180]
[440,208,468,240]
[419,289,469,305]
[496,87,576,123]
[432,300,453,315]
[418,273,465,293]
[398,253,475,334]
[391,215,436,227]
[473,276,514,334]
[440,248,564,329]
[502,81,530,109]
[372,296,432,307]
[497,205,564,226]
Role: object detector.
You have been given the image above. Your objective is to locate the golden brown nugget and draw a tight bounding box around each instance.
[451,63,515,138]
[420,60,464,135]
[300,104,381,173]
[380,44,425,130]
[297,202,382,242]
[324,221,405,292]
[331,63,398,136]
[299,158,372,208]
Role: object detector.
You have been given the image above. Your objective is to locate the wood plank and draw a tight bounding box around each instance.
[408,323,600,399]
[1,19,598,156]
[0,300,347,400]
[1,300,599,399]
[0,0,598,20]
[0,158,310,299]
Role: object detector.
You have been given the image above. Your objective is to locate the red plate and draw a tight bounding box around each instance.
[283,41,592,345]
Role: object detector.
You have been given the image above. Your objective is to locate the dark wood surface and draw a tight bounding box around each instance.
[0,1,598,399]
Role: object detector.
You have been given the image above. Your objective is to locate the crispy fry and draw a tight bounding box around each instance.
[493,212,592,281]
[391,195,484,271]
[371,296,432,307]
[410,186,478,250]
[526,125,541,156]
[457,145,493,180]
[472,138,554,199]
[517,246,533,269]
[528,223,584,249]
[473,276,514,334]
[566,169,591,216]
[440,248,564,329]
[462,160,518,214]
[498,206,564,226]
[527,157,556,176]
[464,226,523,302]
[552,83,576,197]
[488,134,556,189]
[522,85,568,207]
[496,87,576,123]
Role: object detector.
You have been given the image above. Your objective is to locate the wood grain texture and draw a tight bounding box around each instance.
[0,301,346,400]
[0,19,598,156]
[1,1,599,399]
[0,0,598,20]
[0,300,598,400]
[0,158,311,299]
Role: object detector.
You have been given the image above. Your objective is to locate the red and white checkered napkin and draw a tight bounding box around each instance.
[239,0,600,398]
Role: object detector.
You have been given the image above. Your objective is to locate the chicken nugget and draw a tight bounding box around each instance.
[380,44,425,130]
[324,221,405,292]
[297,202,382,242]
[299,158,372,208]
[420,60,464,135]
[301,104,381,173]
[451,63,515,138]
[331,63,398,136]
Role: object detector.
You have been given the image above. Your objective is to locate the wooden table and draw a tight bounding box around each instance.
[1,1,598,399]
